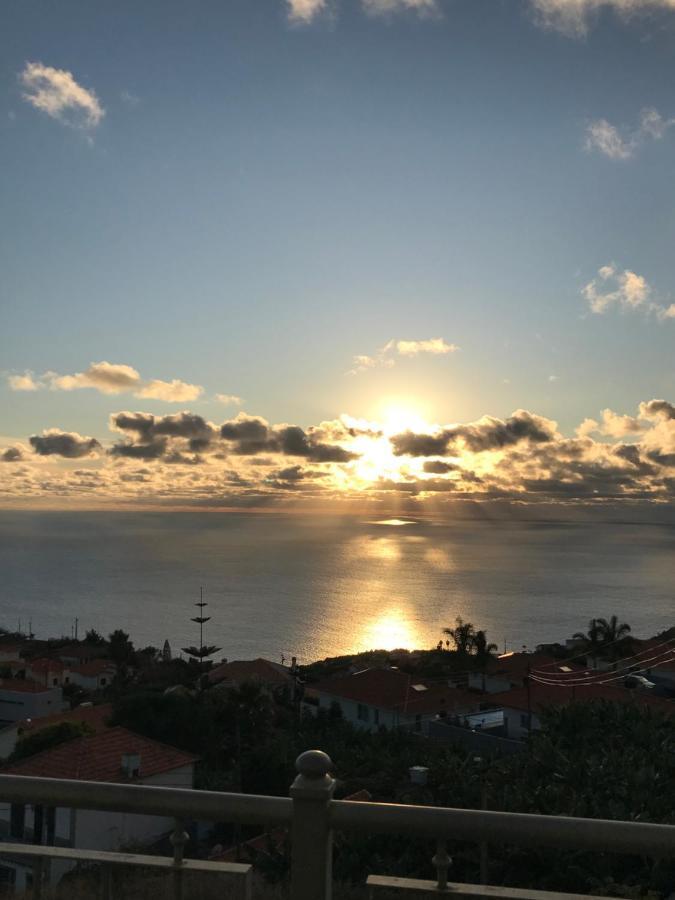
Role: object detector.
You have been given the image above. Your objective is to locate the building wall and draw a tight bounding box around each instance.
[502,707,541,740]
[468,672,514,694]
[310,693,399,732]
[0,687,64,723]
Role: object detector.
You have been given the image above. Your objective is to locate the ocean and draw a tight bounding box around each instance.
[0,511,672,663]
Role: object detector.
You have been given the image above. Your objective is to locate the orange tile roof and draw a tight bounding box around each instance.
[4,726,198,782]
[488,682,675,715]
[70,660,117,676]
[208,658,291,687]
[18,702,113,736]
[309,668,474,716]
[0,678,58,694]
[28,658,66,674]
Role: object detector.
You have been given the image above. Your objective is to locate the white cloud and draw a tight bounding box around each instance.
[20,61,104,129]
[8,361,203,403]
[394,338,459,356]
[49,362,141,394]
[286,0,327,23]
[531,0,675,37]
[582,265,654,314]
[137,380,203,403]
[586,108,674,160]
[577,408,643,438]
[7,373,39,392]
[215,394,244,406]
[362,0,440,15]
[348,338,459,374]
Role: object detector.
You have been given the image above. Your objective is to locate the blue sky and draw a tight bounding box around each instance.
[1,0,674,509]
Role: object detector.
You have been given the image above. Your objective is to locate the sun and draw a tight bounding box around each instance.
[342,402,432,485]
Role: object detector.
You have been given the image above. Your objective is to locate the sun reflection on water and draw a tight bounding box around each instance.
[358,608,424,652]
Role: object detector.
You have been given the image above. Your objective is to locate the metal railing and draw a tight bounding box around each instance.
[0,750,674,899]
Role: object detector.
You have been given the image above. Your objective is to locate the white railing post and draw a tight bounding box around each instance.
[290,750,335,900]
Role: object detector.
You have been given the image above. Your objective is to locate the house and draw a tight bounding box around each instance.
[0,726,197,891]
[304,667,475,734]
[208,657,294,693]
[486,681,675,741]
[0,703,112,761]
[626,638,675,689]
[467,652,584,694]
[55,643,110,667]
[24,659,67,689]
[0,680,64,724]
[67,660,117,691]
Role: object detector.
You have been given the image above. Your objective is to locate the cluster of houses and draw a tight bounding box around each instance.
[0,632,673,893]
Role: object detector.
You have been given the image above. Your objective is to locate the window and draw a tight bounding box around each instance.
[520,714,528,727]
[100,678,107,686]
[52,679,58,686]
[357,703,370,722]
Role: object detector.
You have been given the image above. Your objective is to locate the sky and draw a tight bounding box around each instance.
[1,0,674,511]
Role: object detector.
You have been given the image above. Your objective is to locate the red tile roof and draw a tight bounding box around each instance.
[70,660,117,677]
[28,658,66,674]
[0,678,58,694]
[309,668,474,716]
[487,652,584,682]
[4,726,197,782]
[208,658,291,687]
[488,682,675,715]
[18,702,113,736]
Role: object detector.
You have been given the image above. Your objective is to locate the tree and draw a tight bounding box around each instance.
[85,628,105,645]
[9,722,94,763]
[108,629,134,666]
[442,617,476,656]
[595,615,631,660]
[572,618,602,668]
[471,629,498,691]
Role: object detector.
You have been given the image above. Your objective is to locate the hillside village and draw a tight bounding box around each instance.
[0,618,673,895]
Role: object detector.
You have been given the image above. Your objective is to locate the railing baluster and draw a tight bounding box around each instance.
[32,856,44,900]
[290,750,335,900]
[101,862,113,900]
[170,817,189,900]
[432,838,451,891]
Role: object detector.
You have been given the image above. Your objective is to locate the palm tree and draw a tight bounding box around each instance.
[573,618,602,668]
[442,617,476,656]
[595,616,631,662]
[472,629,499,691]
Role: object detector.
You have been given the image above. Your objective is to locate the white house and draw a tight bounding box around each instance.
[0,726,197,892]
[304,667,474,734]
[67,660,117,691]
[0,681,64,724]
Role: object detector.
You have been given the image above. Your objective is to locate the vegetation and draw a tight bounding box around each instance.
[8,721,94,763]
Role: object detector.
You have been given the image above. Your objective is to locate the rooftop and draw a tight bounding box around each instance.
[18,702,113,736]
[309,667,475,716]
[488,681,675,715]
[3,725,197,782]
[0,678,59,694]
[208,657,291,687]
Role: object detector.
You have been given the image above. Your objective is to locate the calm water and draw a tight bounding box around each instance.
[0,512,673,663]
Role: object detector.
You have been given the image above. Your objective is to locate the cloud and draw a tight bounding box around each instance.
[29,429,101,459]
[215,394,243,406]
[20,61,104,129]
[1,447,24,463]
[639,399,675,420]
[586,108,674,160]
[348,337,459,374]
[8,361,203,403]
[220,414,357,462]
[7,373,39,391]
[362,0,440,15]
[580,265,675,319]
[576,408,643,438]
[394,338,459,356]
[530,0,675,37]
[136,379,203,403]
[49,362,141,394]
[286,0,327,23]
[391,409,557,457]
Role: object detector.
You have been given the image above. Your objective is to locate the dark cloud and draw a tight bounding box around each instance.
[110,439,168,460]
[30,430,101,459]
[392,410,556,458]
[220,416,357,462]
[646,449,675,468]
[391,432,452,457]
[640,399,675,420]
[1,447,23,463]
[423,460,458,474]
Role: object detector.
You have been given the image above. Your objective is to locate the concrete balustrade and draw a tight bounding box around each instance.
[0,751,673,900]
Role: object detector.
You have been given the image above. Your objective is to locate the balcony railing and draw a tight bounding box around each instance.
[0,750,674,900]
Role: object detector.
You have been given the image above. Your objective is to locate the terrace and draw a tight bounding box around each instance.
[0,749,674,899]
